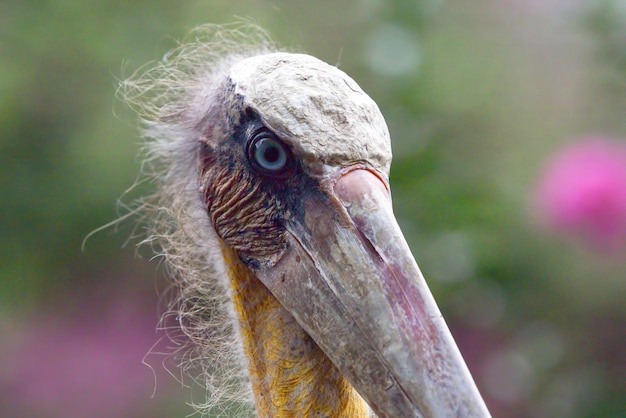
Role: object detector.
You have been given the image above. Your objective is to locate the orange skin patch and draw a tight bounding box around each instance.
[222,245,369,417]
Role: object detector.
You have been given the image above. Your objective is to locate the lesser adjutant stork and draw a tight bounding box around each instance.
[123,24,490,417]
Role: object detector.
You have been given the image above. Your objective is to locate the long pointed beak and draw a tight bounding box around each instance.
[250,168,491,417]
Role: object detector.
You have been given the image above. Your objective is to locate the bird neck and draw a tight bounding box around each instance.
[222,245,369,417]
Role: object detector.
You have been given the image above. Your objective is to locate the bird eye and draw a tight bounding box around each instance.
[247,131,291,176]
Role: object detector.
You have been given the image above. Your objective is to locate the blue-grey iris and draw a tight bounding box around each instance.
[252,136,288,172]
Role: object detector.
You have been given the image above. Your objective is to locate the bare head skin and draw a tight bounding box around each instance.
[122,23,490,417]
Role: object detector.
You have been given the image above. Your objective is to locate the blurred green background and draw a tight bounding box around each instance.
[1,0,624,417]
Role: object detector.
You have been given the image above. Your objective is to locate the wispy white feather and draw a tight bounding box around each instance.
[119,22,288,416]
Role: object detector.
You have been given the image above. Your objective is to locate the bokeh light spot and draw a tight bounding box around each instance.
[362,23,421,78]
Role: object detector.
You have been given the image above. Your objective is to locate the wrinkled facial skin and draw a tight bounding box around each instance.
[199,105,322,267]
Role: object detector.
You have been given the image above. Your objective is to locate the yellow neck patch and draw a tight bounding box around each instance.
[222,245,369,417]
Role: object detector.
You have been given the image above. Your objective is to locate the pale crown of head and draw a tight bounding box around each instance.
[228,53,392,177]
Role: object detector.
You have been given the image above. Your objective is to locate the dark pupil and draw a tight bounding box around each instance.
[263,145,280,163]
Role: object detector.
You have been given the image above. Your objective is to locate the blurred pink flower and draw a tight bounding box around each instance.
[0,297,167,418]
[532,136,626,251]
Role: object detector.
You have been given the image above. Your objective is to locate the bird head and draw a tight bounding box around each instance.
[124,25,490,417]
[195,52,488,417]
